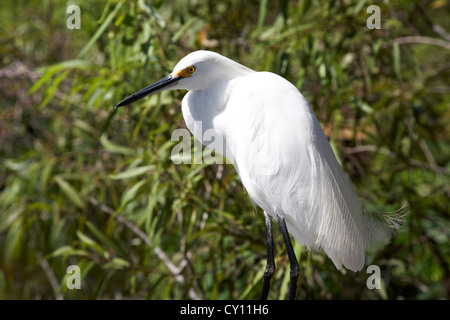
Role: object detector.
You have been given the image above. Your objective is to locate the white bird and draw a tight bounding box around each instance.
[116,50,401,299]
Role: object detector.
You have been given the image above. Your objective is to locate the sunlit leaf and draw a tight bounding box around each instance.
[109,165,155,180]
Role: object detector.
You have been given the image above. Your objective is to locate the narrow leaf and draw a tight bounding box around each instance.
[109,165,155,180]
[54,176,84,209]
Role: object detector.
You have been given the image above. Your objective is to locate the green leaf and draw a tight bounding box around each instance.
[78,1,124,57]
[3,220,23,263]
[29,60,92,94]
[104,257,130,269]
[171,17,200,42]
[120,180,146,208]
[100,134,135,155]
[76,230,97,247]
[0,180,22,207]
[0,207,24,233]
[76,230,105,255]
[85,221,121,255]
[54,176,84,209]
[51,245,90,258]
[258,0,268,28]
[40,157,56,190]
[74,119,97,136]
[109,165,155,180]
[393,41,402,81]
[51,245,76,257]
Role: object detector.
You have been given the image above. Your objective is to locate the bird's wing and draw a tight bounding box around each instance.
[222,72,389,271]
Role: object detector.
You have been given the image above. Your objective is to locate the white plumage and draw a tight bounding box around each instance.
[117,50,401,274]
[174,51,395,271]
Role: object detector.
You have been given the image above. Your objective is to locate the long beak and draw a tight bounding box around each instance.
[115,74,182,109]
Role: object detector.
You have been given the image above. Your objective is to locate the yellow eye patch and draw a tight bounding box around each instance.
[172,66,196,78]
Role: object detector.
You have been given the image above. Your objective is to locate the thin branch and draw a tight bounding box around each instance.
[419,139,437,167]
[342,145,450,176]
[88,197,202,300]
[431,24,450,42]
[414,4,450,42]
[395,36,450,50]
[37,251,64,300]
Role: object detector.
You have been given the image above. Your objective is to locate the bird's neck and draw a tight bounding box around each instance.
[189,78,235,115]
[181,78,237,156]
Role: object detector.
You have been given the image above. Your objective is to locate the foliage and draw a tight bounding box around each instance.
[0,0,449,299]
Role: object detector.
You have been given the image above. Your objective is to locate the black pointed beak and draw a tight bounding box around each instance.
[115,74,182,109]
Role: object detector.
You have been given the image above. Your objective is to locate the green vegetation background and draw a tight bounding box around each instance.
[0,0,449,299]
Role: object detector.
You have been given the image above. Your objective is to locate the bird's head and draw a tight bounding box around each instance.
[115,50,252,109]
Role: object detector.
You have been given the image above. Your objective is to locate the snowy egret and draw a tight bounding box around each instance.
[116,50,401,300]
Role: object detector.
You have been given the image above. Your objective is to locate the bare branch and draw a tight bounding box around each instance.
[414,4,450,42]
[342,145,450,176]
[395,36,450,50]
[37,251,64,300]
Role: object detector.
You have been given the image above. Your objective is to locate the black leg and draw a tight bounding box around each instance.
[260,212,275,300]
[276,214,300,300]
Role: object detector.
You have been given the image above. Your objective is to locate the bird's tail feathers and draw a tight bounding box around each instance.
[362,201,409,247]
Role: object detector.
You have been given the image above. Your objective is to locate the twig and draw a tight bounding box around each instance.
[342,145,450,176]
[88,197,202,300]
[395,36,450,50]
[419,139,437,167]
[37,251,64,300]
[414,4,450,42]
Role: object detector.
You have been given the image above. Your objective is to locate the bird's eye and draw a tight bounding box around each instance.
[187,66,196,73]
